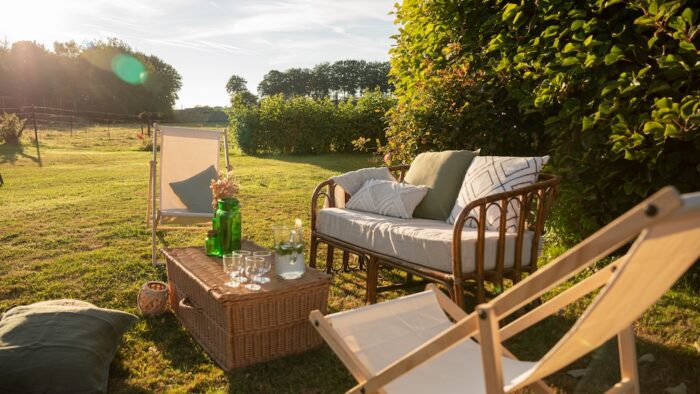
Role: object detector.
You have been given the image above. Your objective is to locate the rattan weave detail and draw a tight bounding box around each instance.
[164,241,330,371]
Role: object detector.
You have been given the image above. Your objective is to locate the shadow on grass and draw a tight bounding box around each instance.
[224,345,356,394]
[504,311,700,392]
[138,312,212,369]
[0,142,42,167]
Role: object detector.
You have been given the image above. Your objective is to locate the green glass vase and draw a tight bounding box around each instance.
[213,198,241,255]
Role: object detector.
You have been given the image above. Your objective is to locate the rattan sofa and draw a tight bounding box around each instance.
[310,164,560,309]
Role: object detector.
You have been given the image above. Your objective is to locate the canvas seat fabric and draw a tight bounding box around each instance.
[327,291,535,393]
[158,127,221,224]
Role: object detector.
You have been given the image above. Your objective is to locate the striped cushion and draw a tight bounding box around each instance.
[447,156,549,231]
[346,180,428,219]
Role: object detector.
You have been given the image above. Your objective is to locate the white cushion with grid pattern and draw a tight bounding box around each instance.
[447,156,549,231]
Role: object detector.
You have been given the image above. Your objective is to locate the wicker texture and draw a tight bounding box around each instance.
[137,281,169,316]
[163,240,330,371]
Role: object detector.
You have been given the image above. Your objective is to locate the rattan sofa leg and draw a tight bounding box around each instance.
[342,251,350,271]
[366,256,379,304]
[309,235,319,269]
[452,279,465,309]
[325,244,335,274]
[476,277,486,304]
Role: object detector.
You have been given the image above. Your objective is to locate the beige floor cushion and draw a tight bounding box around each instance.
[317,208,538,275]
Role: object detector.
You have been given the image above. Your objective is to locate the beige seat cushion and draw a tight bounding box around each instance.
[316,208,537,275]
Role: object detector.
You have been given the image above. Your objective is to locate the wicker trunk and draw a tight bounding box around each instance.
[163,243,330,371]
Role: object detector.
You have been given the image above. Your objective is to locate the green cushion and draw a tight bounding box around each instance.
[169,165,218,213]
[0,300,138,393]
[404,150,478,220]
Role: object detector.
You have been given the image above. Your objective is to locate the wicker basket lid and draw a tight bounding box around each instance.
[162,241,330,302]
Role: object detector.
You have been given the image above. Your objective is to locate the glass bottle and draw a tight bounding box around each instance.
[214,198,241,255]
[205,230,220,256]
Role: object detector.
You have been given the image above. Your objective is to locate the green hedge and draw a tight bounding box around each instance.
[388,0,700,239]
[228,90,395,154]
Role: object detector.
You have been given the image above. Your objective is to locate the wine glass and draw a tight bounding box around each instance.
[222,253,241,287]
[253,251,272,284]
[244,256,263,291]
[232,250,250,283]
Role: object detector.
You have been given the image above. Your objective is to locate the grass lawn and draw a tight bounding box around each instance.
[1,125,698,393]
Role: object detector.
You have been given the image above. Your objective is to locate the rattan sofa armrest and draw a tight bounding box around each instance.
[386,164,410,181]
[452,174,560,232]
[311,179,335,232]
[450,174,561,296]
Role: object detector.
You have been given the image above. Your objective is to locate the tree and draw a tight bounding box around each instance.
[258,70,286,97]
[0,38,182,115]
[256,60,392,99]
[225,75,248,95]
[310,62,332,98]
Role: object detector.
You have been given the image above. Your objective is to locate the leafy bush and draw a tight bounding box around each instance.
[228,90,395,154]
[388,0,700,240]
[0,113,26,144]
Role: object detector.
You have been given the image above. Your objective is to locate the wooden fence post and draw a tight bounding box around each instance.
[32,105,39,143]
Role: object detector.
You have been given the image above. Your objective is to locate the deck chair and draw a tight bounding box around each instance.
[310,186,700,393]
[147,124,231,264]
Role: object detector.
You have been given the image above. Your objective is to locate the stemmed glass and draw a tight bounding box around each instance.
[222,253,242,287]
[253,251,272,284]
[244,256,263,291]
[232,250,251,283]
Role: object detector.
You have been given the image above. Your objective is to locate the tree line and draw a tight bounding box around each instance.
[0,39,182,117]
[228,89,394,155]
[227,60,392,100]
[225,59,394,155]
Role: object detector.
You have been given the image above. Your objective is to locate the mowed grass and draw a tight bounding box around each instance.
[1,125,698,393]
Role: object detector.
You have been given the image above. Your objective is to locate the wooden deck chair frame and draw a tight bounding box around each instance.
[146,123,231,265]
[311,186,700,394]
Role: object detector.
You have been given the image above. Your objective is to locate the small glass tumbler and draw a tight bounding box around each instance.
[244,256,263,291]
[253,251,272,284]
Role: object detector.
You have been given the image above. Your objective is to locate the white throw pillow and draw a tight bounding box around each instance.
[331,167,396,196]
[447,156,549,231]
[346,179,428,219]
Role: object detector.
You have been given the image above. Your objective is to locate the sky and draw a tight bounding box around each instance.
[0,0,397,108]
